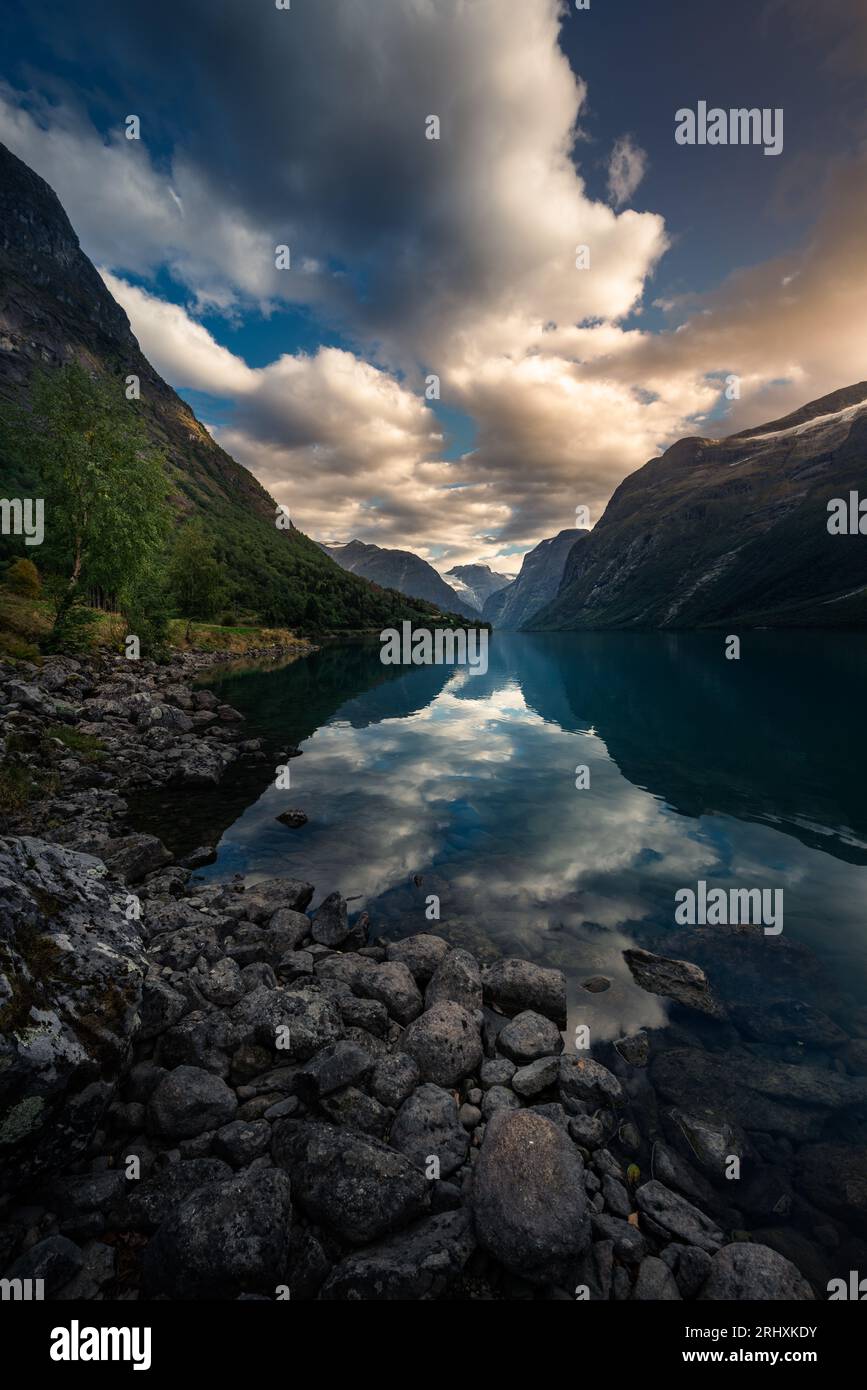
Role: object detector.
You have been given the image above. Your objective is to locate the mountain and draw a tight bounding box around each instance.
[445,563,512,612]
[0,142,445,633]
[318,539,477,619]
[534,385,867,630]
[483,529,588,628]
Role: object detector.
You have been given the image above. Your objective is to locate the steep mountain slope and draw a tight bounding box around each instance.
[534,385,867,630]
[318,539,477,619]
[445,563,511,612]
[0,142,443,632]
[483,529,588,628]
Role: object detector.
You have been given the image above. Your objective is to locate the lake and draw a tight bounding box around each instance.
[135,630,867,1047]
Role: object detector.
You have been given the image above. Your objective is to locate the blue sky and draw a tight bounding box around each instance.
[1,0,865,572]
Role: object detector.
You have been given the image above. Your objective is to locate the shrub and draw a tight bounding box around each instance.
[5,557,41,596]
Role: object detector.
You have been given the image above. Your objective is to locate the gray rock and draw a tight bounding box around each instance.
[402,1002,483,1087]
[424,949,483,1011]
[228,985,343,1060]
[602,1174,632,1219]
[795,1143,867,1225]
[95,833,173,883]
[276,809,308,829]
[240,877,314,921]
[615,1031,650,1067]
[385,934,450,985]
[320,1210,475,1300]
[147,1065,237,1140]
[699,1242,814,1300]
[311,891,352,948]
[590,1213,648,1262]
[390,1084,470,1177]
[364,961,423,1026]
[623,948,725,1017]
[142,1168,292,1299]
[114,1158,233,1232]
[559,1055,623,1108]
[213,1119,271,1168]
[199,957,245,1007]
[0,837,148,1189]
[295,1039,373,1099]
[498,1010,563,1063]
[139,977,189,1040]
[482,1085,522,1121]
[512,1055,560,1097]
[3,1235,83,1296]
[370,1052,420,1109]
[481,958,567,1025]
[459,1103,482,1130]
[633,1255,682,1300]
[473,1109,589,1284]
[635,1180,724,1253]
[479,1058,517,1089]
[319,1086,390,1138]
[568,1113,611,1148]
[661,1243,713,1299]
[271,1119,429,1244]
[268,908,311,952]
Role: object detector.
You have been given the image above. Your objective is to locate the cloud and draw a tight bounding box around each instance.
[4,0,867,572]
[607,136,648,208]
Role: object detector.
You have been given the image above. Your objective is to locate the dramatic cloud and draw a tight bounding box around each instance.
[3,0,867,572]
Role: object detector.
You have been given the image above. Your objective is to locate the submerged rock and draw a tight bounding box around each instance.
[320,1211,475,1301]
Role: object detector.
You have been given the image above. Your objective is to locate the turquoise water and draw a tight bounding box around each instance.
[137,631,867,1045]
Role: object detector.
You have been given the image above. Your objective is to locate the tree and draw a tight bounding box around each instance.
[167,521,225,639]
[5,364,170,636]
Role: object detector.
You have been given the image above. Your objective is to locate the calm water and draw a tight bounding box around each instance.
[136,631,867,1045]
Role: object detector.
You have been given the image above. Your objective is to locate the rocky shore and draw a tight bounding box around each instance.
[1,653,865,1300]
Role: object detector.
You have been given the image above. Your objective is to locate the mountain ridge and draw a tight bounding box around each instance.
[0,141,448,632]
[532,384,867,630]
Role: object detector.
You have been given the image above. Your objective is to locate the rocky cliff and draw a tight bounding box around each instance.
[533,386,867,630]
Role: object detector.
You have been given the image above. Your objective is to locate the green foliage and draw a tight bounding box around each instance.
[0,363,170,634]
[121,566,172,658]
[42,604,100,654]
[6,558,40,596]
[168,521,226,623]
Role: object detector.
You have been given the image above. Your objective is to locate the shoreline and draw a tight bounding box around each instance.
[0,649,862,1300]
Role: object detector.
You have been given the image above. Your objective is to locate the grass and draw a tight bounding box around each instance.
[0,582,307,660]
[45,725,105,760]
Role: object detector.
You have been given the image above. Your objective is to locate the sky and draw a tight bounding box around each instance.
[1,0,866,576]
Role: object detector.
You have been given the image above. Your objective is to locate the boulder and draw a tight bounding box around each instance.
[0,837,147,1190]
[271,1120,429,1244]
[320,1211,475,1300]
[390,1084,470,1178]
[698,1243,814,1300]
[497,1010,563,1063]
[402,1002,483,1087]
[481,958,566,1025]
[623,948,725,1018]
[386,935,450,985]
[424,949,483,1011]
[635,1180,724,1254]
[142,1168,292,1299]
[473,1109,589,1283]
[147,1065,237,1140]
